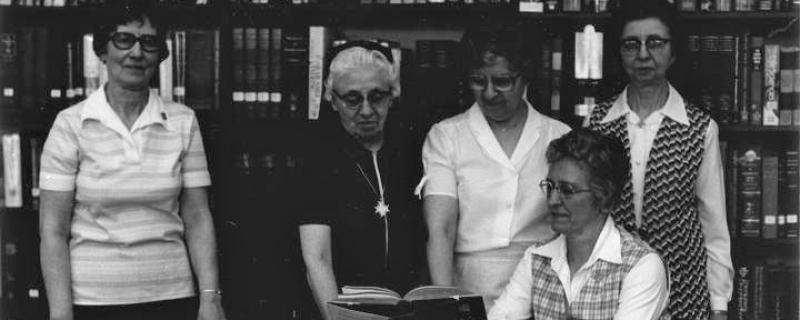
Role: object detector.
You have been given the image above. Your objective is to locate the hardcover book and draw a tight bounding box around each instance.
[329,286,486,320]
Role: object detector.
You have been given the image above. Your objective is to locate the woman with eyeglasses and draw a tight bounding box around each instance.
[296,41,425,320]
[489,129,668,320]
[420,23,570,309]
[38,1,225,319]
[585,0,732,318]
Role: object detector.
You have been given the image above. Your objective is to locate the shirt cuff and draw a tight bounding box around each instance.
[40,172,76,191]
[182,171,211,188]
[710,296,728,311]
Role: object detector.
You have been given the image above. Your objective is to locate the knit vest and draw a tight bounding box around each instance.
[587,98,712,319]
[529,227,655,319]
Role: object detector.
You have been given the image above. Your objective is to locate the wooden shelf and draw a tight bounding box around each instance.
[720,125,800,134]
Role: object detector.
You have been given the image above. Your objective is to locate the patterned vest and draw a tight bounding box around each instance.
[529,227,656,320]
[587,98,712,319]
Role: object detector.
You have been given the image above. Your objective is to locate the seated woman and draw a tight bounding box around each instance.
[488,129,668,320]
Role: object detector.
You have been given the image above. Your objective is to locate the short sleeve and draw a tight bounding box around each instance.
[421,124,457,198]
[40,112,79,191]
[294,136,336,226]
[181,116,211,188]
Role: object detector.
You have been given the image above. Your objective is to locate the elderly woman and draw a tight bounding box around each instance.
[297,41,424,320]
[585,0,733,318]
[38,1,225,319]
[421,23,571,309]
[489,129,669,320]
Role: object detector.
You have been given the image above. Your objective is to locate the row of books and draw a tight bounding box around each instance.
[732,264,799,320]
[0,27,221,113]
[0,0,208,6]
[231,27,308,121]
[677,0,794,11]
[723,142,800,239]
[4,0,791,11]
[685,33,800,127]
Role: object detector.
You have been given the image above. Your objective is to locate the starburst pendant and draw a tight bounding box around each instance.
[375,200,390,218]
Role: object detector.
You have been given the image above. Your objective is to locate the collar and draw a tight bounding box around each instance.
[331,122,393,161]
[80,87,173,132]
[532,216,622,266]
[600,84,689,126]
[466,98,543,170]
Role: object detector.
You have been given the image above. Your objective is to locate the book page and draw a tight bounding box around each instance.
[335,286,403,305]
[403,285,478,301]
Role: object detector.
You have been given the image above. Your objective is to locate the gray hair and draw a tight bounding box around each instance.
[323,46,400,102]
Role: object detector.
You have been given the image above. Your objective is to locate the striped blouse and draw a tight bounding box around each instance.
[40,88,211,305]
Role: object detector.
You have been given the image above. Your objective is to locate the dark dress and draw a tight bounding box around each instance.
[296,122,426,297]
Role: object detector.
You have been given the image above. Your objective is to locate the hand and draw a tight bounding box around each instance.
[197,295,226,320]
[710,311,727,320]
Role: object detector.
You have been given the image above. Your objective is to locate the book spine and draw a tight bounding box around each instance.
[794,47,800,126]
[718,35,736,125]
[738,145,762,237]
[2,133,22,208]
[749,36,764,125]
[687,35,701,106]
[538,39,551,114]
[763,43,780,125]
[29,137,40,210]
[173,30,186,104]
[256,27,270,120]
[751,265,765,319]
[159,36,174,101]
[778,45,795,125]
[0,32,18,108]
[19,27,35,110]
[734,266,751,320]
[738,33,750,124]
[308,26,328,120]
[231,27,245,119]
[269,27,282,120]
[782,149,799,237]
[34,27,49,110]
[761,149,778,238]
[82,33,100,96]
[551,37,563,115]
[243,27,258,120]
[700,35,717,116]
[185,29,215,110]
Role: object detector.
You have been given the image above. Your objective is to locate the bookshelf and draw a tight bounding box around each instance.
[0,1,798,320]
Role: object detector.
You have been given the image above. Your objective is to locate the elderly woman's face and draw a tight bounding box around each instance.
[620,17,675,86]
[330,65,394,141]
[469,55,525,122]
[103,17,161,91]
[545,158,605,235]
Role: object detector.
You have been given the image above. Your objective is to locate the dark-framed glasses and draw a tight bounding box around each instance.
[619,37,671,55]
[467,73,520,92]
[332,89,393,110]
[539,179,594,199]
[109,32,163,53]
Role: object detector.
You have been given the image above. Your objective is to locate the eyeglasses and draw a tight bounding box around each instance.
[467,73,520,92]
[619,37,671,55]
[109,32,163,53]
[332,89,393,110]
[539,179,594,199]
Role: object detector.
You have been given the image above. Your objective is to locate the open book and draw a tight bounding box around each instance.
[329,285,486,320]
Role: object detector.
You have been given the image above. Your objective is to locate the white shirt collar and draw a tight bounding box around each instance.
[600,84,689,126]
[532,216,623,267]
[80,87,173,132]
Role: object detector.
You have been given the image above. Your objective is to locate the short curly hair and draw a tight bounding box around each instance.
[92,0,169,62]
[546,129,630,209]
